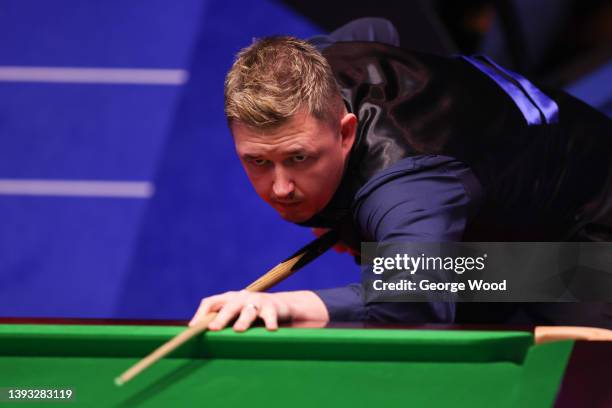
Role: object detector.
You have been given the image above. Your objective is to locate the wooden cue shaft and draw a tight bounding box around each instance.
[114,311,218,386]
[115,231,338,386]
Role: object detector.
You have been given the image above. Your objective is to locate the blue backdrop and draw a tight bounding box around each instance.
[0,0,356,319]
[1,0,609,320]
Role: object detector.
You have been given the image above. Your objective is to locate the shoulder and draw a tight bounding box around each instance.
[352,155,482,242]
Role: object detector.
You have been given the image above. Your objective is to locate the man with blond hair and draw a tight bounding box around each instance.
[190,19,612,331]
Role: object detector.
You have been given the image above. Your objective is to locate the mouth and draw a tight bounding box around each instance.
[275,201,302,208]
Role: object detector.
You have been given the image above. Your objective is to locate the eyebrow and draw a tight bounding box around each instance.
[241,148,312,159]
[285,148,309,155]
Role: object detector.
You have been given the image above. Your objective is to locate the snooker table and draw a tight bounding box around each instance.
[0,319,610,407]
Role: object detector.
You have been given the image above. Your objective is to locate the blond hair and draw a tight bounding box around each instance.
[224,36,343,129]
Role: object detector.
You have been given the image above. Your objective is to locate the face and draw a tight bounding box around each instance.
[232,109,357,223]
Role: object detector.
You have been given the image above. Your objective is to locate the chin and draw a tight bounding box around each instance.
[278,210,313,223]
[280,214,309,223]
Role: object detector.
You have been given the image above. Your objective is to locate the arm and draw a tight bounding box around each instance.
[314,155,480,323]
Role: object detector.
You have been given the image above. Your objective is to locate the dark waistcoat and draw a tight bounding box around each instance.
[301,42,612,245]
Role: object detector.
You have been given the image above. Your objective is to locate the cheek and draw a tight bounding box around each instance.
[302,155,344,202]
[321,150,345,181]
[244,171,272,201]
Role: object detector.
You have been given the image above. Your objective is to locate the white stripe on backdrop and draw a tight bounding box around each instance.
[0,179,155,198]
[0,66,188,85]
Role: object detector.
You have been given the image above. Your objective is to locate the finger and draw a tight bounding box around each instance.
[259,303,278,331]
[233,304,260,332]
[189,294,227,327]
[208,301,243,331]
[271,297,291,321]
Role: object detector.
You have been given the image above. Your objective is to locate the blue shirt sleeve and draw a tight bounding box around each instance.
[314,155,481,323]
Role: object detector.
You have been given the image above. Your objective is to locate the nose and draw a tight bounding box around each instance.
[272,168,295,199]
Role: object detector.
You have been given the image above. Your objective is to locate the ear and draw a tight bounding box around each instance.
[339,113,357,153]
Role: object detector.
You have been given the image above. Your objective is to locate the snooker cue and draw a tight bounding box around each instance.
[114,230,340,386]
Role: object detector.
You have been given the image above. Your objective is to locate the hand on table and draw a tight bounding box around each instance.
[188,290,329,332]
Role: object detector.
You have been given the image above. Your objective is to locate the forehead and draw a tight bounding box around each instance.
[232,113,333,155]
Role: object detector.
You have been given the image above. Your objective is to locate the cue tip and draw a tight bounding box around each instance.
[114,377,125,387]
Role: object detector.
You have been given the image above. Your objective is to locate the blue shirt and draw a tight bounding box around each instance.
[314,155,481,322]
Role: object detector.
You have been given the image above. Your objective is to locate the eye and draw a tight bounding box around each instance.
[251,158,269,167]
[292,155,307,163]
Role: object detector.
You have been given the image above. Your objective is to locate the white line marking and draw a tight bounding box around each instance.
[0,179,155,198]
[0,66,188,85]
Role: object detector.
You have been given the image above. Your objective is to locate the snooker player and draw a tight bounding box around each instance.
[189,18,612,332]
